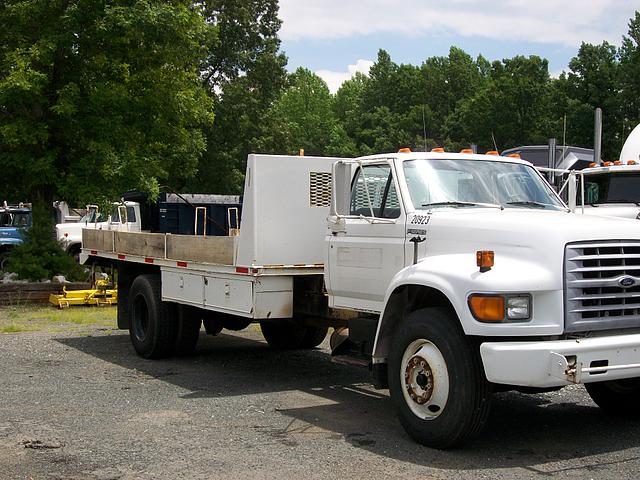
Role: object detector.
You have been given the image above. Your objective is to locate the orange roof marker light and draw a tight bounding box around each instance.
[486,150,499,156]
[506,153,521,159]
[603,161,613,167]
[398,147,412,153]
[460,148,474,154]
[628,160,638,165]
[431,147,445,153]
[614,160,622,165]
[588,162,598,167]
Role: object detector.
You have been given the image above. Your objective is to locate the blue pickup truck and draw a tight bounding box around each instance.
[0,205,32,270]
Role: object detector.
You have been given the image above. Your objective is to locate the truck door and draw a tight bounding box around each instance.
[328,162,406,313]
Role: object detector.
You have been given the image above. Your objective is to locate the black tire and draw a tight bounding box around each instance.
[585,378,640,416]
[260,320,327,349]
[0,252,9,272]
[173,305,202,356]
[300,325,329,349]
[68,244,81,263]
[128,274,176,359]
[202,316,223,336]
[388,307,492,449]
[117,266,133,330]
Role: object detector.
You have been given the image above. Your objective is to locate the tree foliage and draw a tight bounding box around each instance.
[6,201,83,281]
[0,0,214,204]
[186,0,288,194]
[1,4,639,204]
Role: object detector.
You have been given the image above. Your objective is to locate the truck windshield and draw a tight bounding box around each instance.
[0,212,31,227]
[403,159,566,210]
[80,210,101,223]
[581,173,640,205]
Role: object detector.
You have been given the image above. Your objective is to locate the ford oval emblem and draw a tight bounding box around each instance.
[619,276,636,288]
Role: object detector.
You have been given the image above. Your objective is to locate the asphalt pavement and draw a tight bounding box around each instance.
[1,327,640,479]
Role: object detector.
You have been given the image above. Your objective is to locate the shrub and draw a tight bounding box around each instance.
[6,201,85,281]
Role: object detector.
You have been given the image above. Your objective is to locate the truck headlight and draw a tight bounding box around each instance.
[468,294,531,322]
[506,295,531,320]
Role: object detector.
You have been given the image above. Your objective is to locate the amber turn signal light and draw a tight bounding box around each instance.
[476,250,494,272]
[468,295,505,322]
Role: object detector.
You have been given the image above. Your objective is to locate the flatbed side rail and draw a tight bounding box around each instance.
[83,229,236,265]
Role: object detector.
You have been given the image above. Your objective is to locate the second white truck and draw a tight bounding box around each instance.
[83,151,640,448]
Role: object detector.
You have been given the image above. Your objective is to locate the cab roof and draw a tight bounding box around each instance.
[354,150,533,167]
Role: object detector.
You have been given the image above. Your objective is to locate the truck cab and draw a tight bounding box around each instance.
[326,150,640,446]
[0,205,32,270]
[573,122,640,220]
[575,163,640,219]
[56,202,141,259]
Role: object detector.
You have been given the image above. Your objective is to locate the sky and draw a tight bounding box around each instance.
[277,0,639,93]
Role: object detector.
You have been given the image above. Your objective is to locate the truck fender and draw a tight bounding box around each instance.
[371,261,463,364]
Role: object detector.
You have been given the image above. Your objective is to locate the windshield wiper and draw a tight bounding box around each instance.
[505,201,549,209]
[422,201,503,209]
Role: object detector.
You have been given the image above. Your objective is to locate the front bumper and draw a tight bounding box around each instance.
[480,334,640,388]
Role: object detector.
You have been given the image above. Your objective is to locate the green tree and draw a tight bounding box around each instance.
[189,0,288,194]
[446,56,552,152]
[620,11,640,134]
[268,68,341,155]
[561,41,622,157]
[6,201,82,281]
[0,0,213,204]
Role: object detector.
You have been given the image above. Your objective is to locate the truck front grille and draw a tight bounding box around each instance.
[565,241,640,332]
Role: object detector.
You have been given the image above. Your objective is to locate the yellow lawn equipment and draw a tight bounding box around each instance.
[49,277,117,308]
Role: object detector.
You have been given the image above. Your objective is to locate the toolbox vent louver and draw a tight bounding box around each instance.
[309,172,332,207]
[565,241,640,332]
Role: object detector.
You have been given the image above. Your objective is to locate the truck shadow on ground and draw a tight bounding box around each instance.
[58,331,640,473]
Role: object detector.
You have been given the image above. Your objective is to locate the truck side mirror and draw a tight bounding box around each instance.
[331,161,351,217]
[567,171,577,213]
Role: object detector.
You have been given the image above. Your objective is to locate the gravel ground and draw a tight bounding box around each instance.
[2,326,640,479]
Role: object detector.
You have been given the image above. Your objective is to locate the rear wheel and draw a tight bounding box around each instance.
[388,307,492,449]
[128,274,175,359]
[585,378,640,416]
[173,305,202,356]
[260,320,328,349]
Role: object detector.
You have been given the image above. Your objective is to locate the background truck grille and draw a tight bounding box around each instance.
[565,241,640,332]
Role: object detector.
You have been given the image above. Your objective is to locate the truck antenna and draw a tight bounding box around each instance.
[422,105,428,152]
[562,114,567,165]
[491,132,498,152]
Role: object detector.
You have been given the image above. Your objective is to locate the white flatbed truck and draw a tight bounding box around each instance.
[83,152,640,448]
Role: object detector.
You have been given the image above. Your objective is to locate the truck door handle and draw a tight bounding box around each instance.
[410,236,426,265]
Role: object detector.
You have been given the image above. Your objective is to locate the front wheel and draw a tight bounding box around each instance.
[388,307,492,449]
[585,378,640,416]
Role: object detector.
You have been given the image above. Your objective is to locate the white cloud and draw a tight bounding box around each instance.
[316,59,374,93]
[279,0,635,47]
